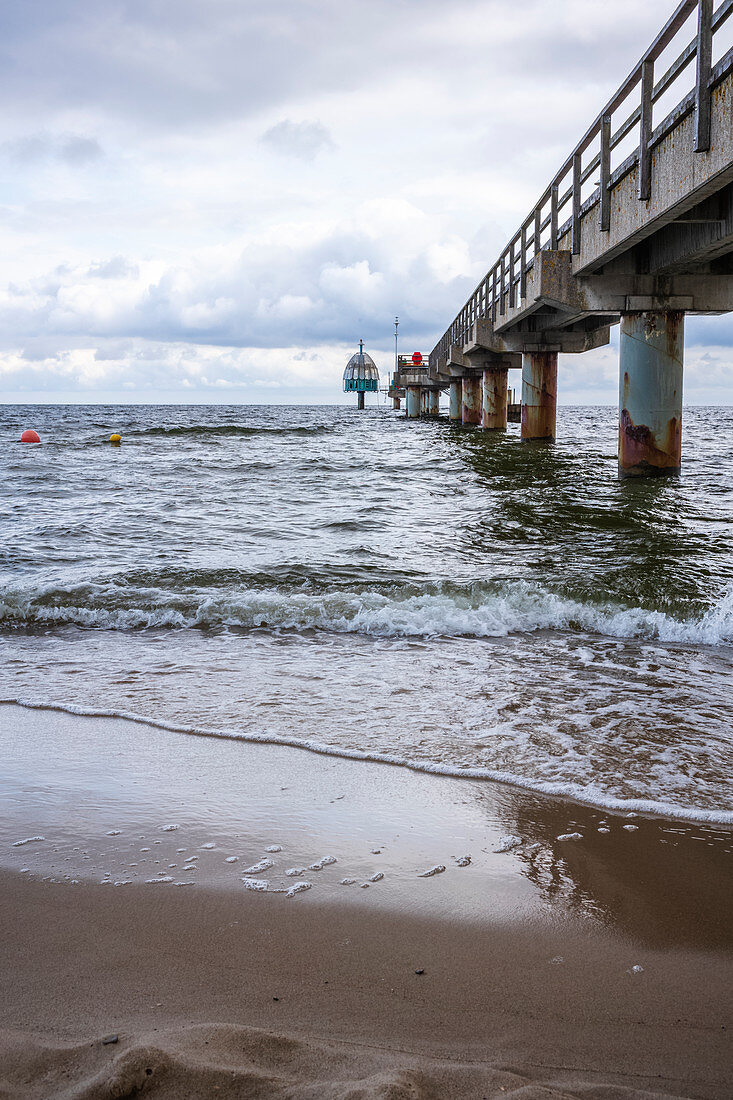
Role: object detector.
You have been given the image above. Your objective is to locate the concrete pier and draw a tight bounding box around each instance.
[521,353,557,440]
[406,386,421,419]
[619,311,684,476]
[449,381,462,421]
[482,368,508,430]
[427,390,440,417]
[392,396,401,411]
[461,376,481,425]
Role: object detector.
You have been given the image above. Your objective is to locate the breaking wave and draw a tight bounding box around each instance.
[2,575,732,646]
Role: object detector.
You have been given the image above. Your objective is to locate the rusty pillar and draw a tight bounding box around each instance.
[449,380,462,421]
[482,368,508,430]
[420,389,429,416]
[619,311,684,476]
[406,386,421,419]
[461,376,481,425]
[392,396,401,410]
[521,352,557,440]
[427,389,440,416]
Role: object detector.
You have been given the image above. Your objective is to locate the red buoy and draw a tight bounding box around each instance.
[20,430,41,443]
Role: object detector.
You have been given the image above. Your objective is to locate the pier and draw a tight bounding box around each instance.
[395,0,733,475]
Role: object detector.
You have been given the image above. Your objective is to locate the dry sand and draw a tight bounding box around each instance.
[0,704,731,1099]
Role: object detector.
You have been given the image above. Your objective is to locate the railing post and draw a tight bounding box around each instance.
[694,0,713,153]
[509,239,516,308]
[572,152,582,254]
[638,58,654,201]
[550,184,559,249]
[600,112,611,232]
[520,223,527,300]
[500,254,507,315]
[534,205,541,258]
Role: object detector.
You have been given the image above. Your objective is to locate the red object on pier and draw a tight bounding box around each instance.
[20,430,41,443]
[411,352,423,365]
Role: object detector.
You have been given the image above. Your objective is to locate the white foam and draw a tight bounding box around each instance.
[418,865,445,878]
[106,830,121,836]
[368,872,384,882]
[145,875,173,883]
[224,856,238,863]
[241,877,269,891]
[200,842,215,850]
[493,835,523,853]
[339,878,356,885]
[454,855,471,867]
[286,881,312,897]
[6,699,733,827]
[285,867,305,877]
[161,824,179,832]
[557,832,583,842]
[265,845,283,853]
[12,836,45,847]
[241,858,274,874]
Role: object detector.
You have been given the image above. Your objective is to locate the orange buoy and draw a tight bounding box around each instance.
[20,430,41,443]
[109,434,121,445]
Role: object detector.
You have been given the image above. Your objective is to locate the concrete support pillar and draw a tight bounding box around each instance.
[420,389,428,416]
[521,353,557,440]
[427,390,440,417]
[392,396,401,410]
[449,380,462,421]
[482,368,508,430]
[357,392,365,411]
[406,386,421,419]
[619,311,684,476]
[461,376,481,425]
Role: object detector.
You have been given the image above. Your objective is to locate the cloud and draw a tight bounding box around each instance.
[259,120,335,161]
[0,0,730,402]
[3,132,102,165]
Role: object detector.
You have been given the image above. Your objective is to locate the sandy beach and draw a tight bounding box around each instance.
[1,703,731,1099]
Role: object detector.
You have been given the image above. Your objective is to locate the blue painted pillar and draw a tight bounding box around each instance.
[427,390,440,416]
[521,352,557,440]
[461,376,481,425]
[406,386,421,419]
[449,380,461,421]
[619,311,684,476]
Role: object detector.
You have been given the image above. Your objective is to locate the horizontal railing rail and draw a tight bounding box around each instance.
[429,0,733,368]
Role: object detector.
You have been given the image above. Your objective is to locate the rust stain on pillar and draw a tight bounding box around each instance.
[462,376,481,425]
[521,352,557,440]
[482,368,508,430]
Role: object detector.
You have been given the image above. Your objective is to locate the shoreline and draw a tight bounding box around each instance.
[2,704,732,1097]
[3,696,731,828]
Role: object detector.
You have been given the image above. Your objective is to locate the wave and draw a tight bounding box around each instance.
[124,424,334,439]
[3,698,731,827]
[1,576,732,645]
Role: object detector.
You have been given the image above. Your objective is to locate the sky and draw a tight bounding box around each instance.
[0,0,731,405]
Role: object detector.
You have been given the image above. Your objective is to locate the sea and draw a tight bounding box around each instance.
[1,403,731,825]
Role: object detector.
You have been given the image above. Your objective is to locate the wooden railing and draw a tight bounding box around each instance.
[429,0,733,368]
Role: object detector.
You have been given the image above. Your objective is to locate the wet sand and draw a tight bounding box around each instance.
[1,704,732,1098]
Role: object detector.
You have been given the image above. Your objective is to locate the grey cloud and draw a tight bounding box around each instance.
[3,131,102,164]
[260,120,335,161]
[58,135,103,164]
[87,256,139,279]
